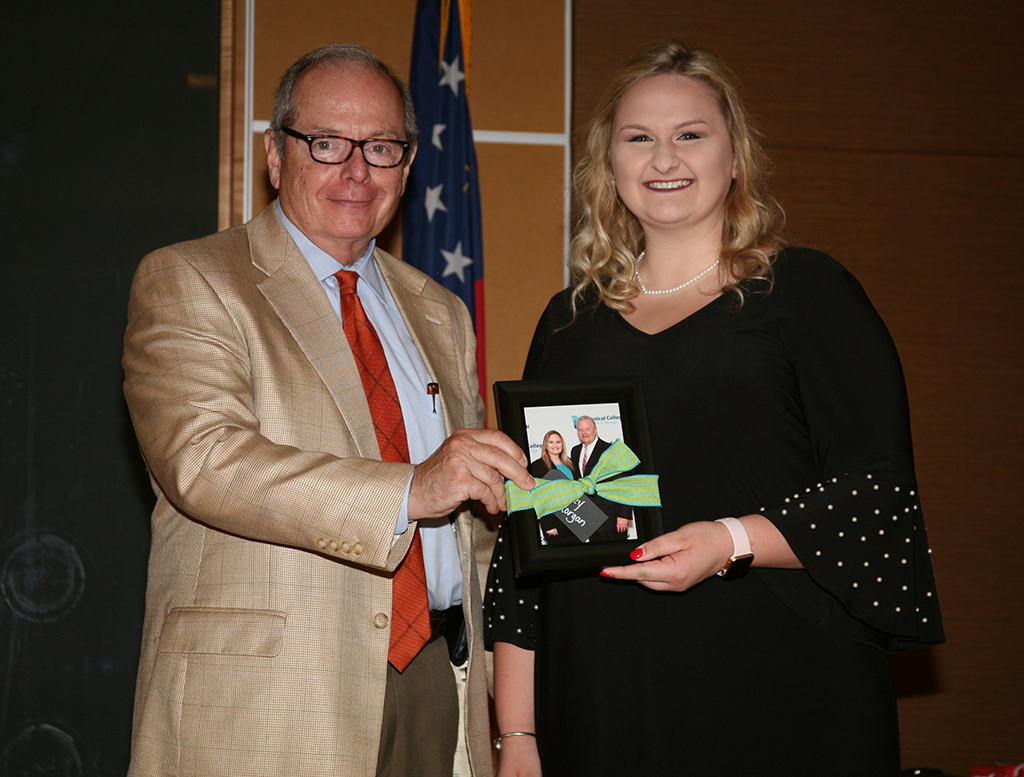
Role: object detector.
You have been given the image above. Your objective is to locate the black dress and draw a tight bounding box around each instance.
[485,249,943,777]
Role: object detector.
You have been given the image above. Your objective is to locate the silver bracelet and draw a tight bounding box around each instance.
[493,731,537,750]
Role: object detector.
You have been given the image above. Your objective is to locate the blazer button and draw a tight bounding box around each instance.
[329,540,340,552]
[352,542,365,555]
[373,613,389,629]
[316,538,327,549]
[340,541,353,554]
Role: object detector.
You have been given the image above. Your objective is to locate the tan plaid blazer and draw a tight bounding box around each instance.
[123,205,493,776]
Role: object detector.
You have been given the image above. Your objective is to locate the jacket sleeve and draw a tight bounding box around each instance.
[123,242,416,573]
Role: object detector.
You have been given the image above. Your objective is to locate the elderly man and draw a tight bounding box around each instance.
[572,416,630,541]
[123,45,531,777]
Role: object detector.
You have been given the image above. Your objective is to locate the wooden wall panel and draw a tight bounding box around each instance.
[574,1,1023,773]
[476,143,567,393]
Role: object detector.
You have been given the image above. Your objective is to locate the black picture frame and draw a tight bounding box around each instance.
[493,376,663,576]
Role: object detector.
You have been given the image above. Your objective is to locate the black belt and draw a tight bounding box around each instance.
[429,605,467,667]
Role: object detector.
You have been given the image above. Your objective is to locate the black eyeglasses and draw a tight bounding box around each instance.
[280,126,410,168]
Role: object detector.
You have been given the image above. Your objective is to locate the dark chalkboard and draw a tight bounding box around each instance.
[0,2,219,773]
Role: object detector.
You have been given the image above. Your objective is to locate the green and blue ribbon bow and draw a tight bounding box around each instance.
[505,439,661,519]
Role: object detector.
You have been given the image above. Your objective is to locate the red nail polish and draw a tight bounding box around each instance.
[599,570,612,577]
[630,547,644,561]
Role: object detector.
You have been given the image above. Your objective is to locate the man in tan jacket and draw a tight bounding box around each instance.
[123,44,531,777]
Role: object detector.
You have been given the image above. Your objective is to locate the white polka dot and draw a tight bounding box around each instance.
[837,561,843,567]
[852,490,858,495]
[810,523,817,529]
[827,505,834,510]
[499,615,505,620]
[922,617,928,623]
[498,587,503,593]
[839,531,845,538]
[851,517,858,523]
[785,497,791,503]
[876,577,882,582]
[867,474,873,479]
[894,486,901,492]
[852,582,859,588]
[873,601,879,606]
[782,509,788,515]
[884,553,890,559]
[874,509,881,515]
[864,561,870,567]
[879,529,885,535]
[861,536,867,542]
[895,607,901,612]
[928,548,933,554]
[901,559,907,565]
[902,585,908,591]
[906,537,912,543]
[799,503,805,508]
[519,599,525,605]
[815,550,822,556]
[926,591,932,597]
[517,628,522,633]
[910,490,915,496]
[873,484,879,490]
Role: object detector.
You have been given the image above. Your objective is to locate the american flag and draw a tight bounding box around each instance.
[403,0,486,394]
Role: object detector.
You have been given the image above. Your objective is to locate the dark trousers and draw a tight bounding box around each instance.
[375,634,459,777]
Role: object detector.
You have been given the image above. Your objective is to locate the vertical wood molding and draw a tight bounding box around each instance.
[218,0,246,229]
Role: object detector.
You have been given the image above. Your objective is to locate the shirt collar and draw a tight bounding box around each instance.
[275,200,387,303]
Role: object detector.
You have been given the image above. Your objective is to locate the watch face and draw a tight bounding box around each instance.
[721,553,754,580]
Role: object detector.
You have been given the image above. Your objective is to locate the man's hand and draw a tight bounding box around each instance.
[409,428,534,519]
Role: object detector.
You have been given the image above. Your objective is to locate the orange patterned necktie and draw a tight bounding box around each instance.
[336,269,430,672]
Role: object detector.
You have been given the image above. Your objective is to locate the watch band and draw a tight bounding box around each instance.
[715,517,754,579]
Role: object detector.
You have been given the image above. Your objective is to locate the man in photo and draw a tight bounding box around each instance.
[572,415,631,541]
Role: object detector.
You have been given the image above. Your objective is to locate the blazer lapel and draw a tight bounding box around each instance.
[247,206,379,457]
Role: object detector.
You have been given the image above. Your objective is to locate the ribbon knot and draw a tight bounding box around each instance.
[505,439,661,519]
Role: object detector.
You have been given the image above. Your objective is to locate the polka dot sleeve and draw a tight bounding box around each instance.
[757,266,943,649]
[760,473,942,645]
[483,521,540,651]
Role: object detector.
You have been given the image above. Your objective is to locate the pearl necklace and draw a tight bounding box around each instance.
[635,251,720,295]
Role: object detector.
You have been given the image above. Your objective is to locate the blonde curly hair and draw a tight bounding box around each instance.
[570,41,785,312]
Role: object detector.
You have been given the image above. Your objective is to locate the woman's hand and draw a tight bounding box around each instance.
[601,515,804,590]
[600,520,733,591]
[496,735,542,777]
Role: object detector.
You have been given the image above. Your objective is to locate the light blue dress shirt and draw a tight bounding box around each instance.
[276,201,463,611]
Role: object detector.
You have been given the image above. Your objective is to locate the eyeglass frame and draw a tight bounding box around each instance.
[279,126,412,168]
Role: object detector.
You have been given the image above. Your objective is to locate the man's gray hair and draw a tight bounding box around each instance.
[268,44,418,158]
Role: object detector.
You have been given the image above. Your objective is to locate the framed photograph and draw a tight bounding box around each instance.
[492,376,663,576]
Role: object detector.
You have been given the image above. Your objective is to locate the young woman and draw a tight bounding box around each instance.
[486,41,943,776]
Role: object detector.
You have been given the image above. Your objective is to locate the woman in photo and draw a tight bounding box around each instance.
[486,41,943,776]
[530,430,577,543]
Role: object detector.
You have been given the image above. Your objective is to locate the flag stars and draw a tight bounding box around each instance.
[441,240,474,282]
[431,123,447,150]
[439,55,466,95]
[424,184,447,222]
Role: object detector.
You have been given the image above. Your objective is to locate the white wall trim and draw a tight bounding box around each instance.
[472,130,567,145]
